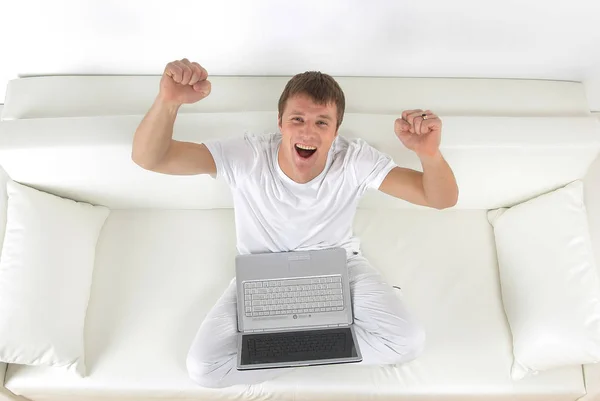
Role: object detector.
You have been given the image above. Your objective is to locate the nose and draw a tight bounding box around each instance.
[300,121,317,137]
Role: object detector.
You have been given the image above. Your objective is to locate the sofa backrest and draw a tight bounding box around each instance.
[0,76,599,210]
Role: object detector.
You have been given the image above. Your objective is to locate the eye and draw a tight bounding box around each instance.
[317,121,327,126]
[292,117,303,122]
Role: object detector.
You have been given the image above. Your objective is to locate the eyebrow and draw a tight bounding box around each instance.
[289,110,333,120]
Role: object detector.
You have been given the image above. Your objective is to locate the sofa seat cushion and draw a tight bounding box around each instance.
[4,209,585,401]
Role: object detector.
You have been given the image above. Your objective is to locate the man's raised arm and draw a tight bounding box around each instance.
[132,58,216,176]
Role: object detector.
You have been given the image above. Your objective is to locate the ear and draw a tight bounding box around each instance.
[277,114,282,130]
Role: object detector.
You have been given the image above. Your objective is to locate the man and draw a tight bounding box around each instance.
[132,58,458,388]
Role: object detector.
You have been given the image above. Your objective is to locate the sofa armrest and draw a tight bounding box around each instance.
[0,363,27,401]
[1,363,12,401]
[585,153,600,278]
[582,364,600,401]
[0,363,8,401]
[583,151,600,401]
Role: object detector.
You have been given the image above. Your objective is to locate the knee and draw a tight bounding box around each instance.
[390,322,426,364]
[186,353,227,389]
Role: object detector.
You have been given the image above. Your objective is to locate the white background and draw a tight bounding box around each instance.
[0,0,599,110]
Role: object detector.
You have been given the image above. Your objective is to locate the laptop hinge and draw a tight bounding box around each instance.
[245,324,348,334]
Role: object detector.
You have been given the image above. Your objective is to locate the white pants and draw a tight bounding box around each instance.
[186,254,425,388]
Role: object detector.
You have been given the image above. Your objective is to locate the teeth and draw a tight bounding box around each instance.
[296,144,317,150]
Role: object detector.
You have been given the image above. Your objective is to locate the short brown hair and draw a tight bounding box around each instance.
[278,71,346,129]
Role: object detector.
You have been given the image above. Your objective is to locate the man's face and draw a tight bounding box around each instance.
[278,94,338,183]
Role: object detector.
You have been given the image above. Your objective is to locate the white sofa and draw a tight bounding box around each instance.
[1,75,600,401]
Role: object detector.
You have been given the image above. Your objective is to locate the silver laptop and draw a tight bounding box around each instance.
[235,247,362,370]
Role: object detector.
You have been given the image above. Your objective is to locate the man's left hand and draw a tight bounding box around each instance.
[394,109,442,158]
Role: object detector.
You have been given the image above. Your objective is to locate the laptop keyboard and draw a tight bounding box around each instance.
[245,329,349,364]
[243,275,344,317]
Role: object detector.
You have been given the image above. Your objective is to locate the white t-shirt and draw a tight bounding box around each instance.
[204,133,397,258]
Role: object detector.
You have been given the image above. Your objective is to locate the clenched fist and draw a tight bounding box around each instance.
[394,109,442,158]
[159,58,211,106]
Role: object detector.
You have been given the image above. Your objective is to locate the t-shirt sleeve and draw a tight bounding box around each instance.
[349,138,398,192]
[203,133,260,188]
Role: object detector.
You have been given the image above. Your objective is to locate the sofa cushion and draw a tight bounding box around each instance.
[488,181,600,380]
[1,114,599,212]
[3,208,585,400]
[0,181,110,376]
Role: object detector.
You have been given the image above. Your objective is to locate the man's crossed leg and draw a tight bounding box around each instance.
[186,255,425,388]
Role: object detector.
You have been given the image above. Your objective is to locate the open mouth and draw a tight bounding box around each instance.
[295,143,317,159]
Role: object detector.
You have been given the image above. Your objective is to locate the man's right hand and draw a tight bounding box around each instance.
[159,58,211,106]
